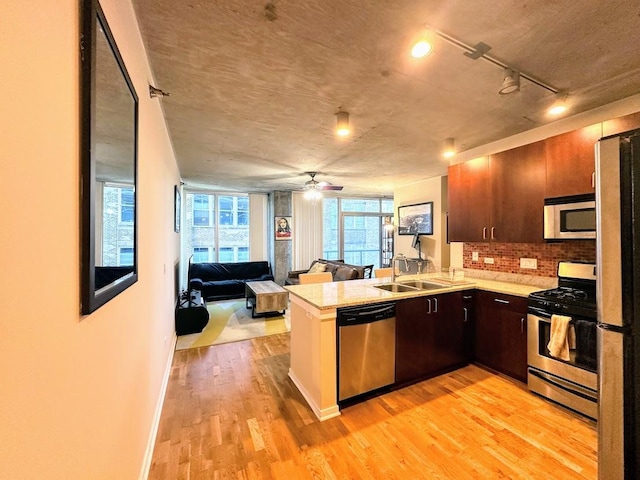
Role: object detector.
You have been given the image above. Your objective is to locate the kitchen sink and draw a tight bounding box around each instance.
[373,283,419,293]
[398,280,448,290]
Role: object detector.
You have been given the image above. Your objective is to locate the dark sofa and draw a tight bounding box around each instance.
[285,259,373,285]
[189,261,274,301]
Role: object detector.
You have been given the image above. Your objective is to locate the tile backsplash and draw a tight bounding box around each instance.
[463,241,596,277]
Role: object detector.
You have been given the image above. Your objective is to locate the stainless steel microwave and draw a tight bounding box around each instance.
[544,194,596,240]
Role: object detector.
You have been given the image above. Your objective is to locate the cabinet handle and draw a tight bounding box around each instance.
[483,227,487,239]
[463,307,468,322]
[521,317,525,333]
[494,298,510,305]
[462,295,473,300]
[491,227,495,239]
[433,298,438,313]
[592,171,596,188]
[426,299,432,314]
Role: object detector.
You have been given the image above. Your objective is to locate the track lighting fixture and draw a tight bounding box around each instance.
[499,69,520,95]
[442,138,456,158]
[335,110,350,137]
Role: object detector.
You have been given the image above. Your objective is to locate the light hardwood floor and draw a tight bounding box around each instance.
[149,333,597,479]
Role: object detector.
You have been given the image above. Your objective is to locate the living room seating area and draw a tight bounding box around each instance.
[189,261,274,301]
[285,259,373,285]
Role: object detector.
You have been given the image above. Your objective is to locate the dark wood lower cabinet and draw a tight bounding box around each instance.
[395,292,468,385]
[474,291,528,382]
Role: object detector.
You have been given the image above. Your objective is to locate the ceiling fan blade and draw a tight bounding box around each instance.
[320,185,343,191]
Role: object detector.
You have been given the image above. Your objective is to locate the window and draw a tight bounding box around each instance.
[120,188,134,223]
[219,247,234,262]
[323,197,394,268]
[193,194,212,226]
[185,193,250,263]
[119,247,134,266]
[102,184,135,266]
[193,247,210,263]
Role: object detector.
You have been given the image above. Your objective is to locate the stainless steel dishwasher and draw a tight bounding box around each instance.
[337,302,396,402]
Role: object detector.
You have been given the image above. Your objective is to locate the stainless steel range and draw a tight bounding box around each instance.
[527,261,598,419]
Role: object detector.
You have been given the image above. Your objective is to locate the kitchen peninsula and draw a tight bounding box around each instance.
[285,274,547,421]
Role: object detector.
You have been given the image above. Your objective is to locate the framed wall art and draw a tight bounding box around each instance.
[397,201,433,235]
[275,216,292,240]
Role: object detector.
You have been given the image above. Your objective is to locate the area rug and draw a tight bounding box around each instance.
[175,299,290,350]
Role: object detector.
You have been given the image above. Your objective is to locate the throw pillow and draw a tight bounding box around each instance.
[308,262,327,274]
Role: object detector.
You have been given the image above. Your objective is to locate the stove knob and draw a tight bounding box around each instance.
[554,303,562,310]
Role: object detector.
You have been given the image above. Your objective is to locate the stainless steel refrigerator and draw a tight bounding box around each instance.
[596,128,640,480]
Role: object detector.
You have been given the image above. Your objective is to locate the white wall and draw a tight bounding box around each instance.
[0,1,179,478]
[394,176,449,271]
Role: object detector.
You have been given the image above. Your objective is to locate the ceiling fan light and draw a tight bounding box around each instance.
[410,29,435,58]
[336,110,350,136]
[304,188,323,202]
[499,68,520,95]
[442,137,456,158]
[548,94,569,115]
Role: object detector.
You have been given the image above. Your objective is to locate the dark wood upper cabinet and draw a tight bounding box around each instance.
[448,141,545,243]
[490,141,546,243]
[602,111,640,137]
[448,157,490,242]
[545,124,601,198]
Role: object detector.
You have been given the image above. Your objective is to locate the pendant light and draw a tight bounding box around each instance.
[336,110,350,136]
[442,138,456,158]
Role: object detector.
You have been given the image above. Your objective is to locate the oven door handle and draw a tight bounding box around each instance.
[528,369,597,400]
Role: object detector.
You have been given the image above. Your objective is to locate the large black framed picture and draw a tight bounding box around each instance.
[398,201,433,235]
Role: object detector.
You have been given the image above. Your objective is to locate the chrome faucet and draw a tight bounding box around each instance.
[391,253,409,282]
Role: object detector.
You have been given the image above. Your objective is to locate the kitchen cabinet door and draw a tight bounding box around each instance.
[428,291,467,373]
[448,157,491,242]
[396,293,469,385]
[395,297,430,384]
[545,124,601,198]
[474,291,528,382]
[490,141,546,243]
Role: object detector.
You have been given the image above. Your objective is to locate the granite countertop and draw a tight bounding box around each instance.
[285,272,554,310]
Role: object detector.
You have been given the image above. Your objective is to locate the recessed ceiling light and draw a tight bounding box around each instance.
[548,94,569,115]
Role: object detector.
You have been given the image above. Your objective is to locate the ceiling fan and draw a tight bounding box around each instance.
[303,172,343,192]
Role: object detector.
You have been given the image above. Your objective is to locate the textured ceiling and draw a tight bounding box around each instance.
[131,0,640,196]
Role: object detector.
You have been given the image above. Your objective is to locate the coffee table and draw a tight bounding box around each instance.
[245,280,289,318]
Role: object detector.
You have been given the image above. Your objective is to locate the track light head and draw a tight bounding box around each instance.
[498,69,520,95]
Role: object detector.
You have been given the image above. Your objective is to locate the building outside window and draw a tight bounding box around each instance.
[184,192,250,263]
[323,197,394,268]
[102,184,135,266]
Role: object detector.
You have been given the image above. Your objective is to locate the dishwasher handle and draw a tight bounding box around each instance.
[337,303,396,326]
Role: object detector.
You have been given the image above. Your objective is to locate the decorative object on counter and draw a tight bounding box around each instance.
[398,202,433,235]
[275,216,292,240]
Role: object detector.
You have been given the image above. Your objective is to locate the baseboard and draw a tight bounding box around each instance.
[288,368,341,422]
[139,332,177,480]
